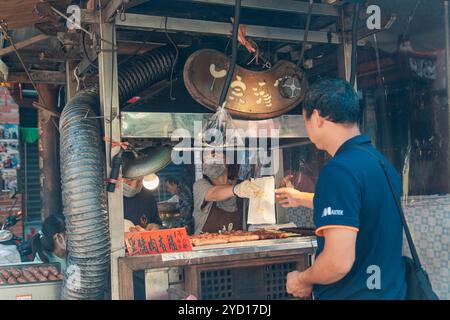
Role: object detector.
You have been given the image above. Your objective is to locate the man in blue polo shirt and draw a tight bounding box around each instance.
[275,78,406,300]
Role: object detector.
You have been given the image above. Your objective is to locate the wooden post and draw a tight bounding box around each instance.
[37,84,61,220]
[65,60,77,101]
[118,259,134,300]
[97,18,125,300]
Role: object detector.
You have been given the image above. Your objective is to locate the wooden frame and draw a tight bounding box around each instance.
[118,245,315,300]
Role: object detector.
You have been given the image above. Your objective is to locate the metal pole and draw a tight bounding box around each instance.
[444,0,450,192]
[24,143,28,219]
[97,10,124,299]
[37,84,61,220]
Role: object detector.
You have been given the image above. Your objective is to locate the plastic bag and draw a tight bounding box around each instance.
[198,102,244,149]
[0,244,21,265]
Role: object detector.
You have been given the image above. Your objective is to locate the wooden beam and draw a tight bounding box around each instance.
[0,34,49,57]
[7,71,65,84]
[32,101,61,118]
[2,49,80,63]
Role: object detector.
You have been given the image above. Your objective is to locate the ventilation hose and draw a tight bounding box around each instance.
[59,46,177,299]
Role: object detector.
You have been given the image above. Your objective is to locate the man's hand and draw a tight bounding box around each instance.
[275,188,314,209]
[275,187,303,207]
[286,271,313,298]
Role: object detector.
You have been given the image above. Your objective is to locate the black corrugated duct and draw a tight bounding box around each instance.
[59,46,177,300]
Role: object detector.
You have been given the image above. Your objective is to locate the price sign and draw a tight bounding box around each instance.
[124,228,192,256]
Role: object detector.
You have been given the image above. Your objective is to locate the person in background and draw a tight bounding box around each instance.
[122,176,161,300]
[123,176,161,230]
[193,154,263,234]
[32,214,67,272]
[165,176,194,235]
[275,78,406,300]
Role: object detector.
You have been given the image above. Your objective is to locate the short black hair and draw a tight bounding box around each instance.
[165,176,180,186]
[303,78,361,124]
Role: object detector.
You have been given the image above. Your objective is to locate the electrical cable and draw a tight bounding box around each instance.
[218,0,242,107]
[349,2,361,86]
[118,34,150,67]
[296,0,314,68]
[164,16,180,101]
[82,30,99,69]
[405,0,422,35]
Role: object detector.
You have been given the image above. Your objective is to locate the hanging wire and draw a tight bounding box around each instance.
[118,33,151,67]
[296,0,314,68]
[349,1,361,86]
[118,3,127,22]
[82,30,99,70]
[405,0,422,35]
[0,22,49,112]
[164,16,180,101]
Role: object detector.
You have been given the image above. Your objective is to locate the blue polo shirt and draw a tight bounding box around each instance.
[312,134,406,300]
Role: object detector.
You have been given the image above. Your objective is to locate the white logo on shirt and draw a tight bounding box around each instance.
[321,207,344,218]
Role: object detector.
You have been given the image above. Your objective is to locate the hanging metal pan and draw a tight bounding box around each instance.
[122,146,172,179]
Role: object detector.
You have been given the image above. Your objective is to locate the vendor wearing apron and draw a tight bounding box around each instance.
[193,160,263,234]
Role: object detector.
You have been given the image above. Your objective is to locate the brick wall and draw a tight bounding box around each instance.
[0,85,23,237]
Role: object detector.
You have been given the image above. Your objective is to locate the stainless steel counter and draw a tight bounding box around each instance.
[160,236,317,262]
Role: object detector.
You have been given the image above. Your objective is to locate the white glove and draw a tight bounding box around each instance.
[233,180,264,198]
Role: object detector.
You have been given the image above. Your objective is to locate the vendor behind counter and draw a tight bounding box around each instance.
[123,177,161,230]
[193,158,263,234]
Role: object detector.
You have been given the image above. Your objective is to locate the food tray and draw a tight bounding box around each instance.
[0,262,63,286]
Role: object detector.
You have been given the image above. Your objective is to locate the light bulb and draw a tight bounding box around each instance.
[143,174,160,190]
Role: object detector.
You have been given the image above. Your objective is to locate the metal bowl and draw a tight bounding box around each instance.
[159,212,181,221]
[157,202,178,213]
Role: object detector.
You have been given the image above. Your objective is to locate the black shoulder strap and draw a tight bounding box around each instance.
[352,145,423,268]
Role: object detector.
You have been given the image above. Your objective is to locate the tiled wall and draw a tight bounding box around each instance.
[403,194,450,300]
[285,206,314,229]
[285,194,450,300]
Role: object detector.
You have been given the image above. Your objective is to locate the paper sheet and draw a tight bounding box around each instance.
[247,176,276,225]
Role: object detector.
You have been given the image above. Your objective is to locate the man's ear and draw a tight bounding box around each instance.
[312,109,324,128]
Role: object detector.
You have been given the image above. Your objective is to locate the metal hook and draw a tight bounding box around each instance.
[118,3,126,22]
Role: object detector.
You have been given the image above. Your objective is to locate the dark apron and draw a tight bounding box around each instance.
[202,198,243,233]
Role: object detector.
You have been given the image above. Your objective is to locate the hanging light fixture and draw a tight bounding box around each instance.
[143,173,160,190]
